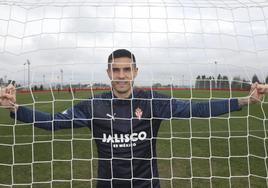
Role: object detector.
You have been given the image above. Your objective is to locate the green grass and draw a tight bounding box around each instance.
[0,89,268,188]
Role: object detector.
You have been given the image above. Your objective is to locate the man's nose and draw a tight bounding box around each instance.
[118,69,125,78]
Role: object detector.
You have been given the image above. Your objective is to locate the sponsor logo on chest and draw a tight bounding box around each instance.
[102,131,147,148]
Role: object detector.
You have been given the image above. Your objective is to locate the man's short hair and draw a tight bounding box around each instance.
[108,49,136,64]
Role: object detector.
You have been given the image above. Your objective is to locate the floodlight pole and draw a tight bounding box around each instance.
[27,59,31,88]
[214,61,218,89]
[56,75,60,90]
[60,69,63,90]
[182,74,184,88]
[23,63,26,86]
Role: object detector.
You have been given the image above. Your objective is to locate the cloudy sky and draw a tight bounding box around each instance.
[0,0,268,87]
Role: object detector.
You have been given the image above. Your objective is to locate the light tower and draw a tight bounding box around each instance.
[60,69,63,90]
[214,61,218,89]
[26,59,31,88]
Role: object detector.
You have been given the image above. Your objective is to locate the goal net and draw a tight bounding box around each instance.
[0,0,268,188]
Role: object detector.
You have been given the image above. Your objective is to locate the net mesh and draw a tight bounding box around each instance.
[0,0,268,188]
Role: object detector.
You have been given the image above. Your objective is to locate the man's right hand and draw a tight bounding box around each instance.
[0,84,17,112]
[256,84,268,95]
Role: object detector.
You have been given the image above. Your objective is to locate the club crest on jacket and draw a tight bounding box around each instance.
[135,107,143,120]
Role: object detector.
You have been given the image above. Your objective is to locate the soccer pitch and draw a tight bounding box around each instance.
[0,89,267,188]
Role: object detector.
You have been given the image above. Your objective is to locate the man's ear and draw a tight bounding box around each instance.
[107,68,112,80]
[133,67,138,78]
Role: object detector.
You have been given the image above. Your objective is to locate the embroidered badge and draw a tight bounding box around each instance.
[135,107,143,120]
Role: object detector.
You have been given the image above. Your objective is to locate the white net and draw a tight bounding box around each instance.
[0,0,268,188]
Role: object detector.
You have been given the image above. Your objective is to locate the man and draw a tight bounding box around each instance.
[0,49,267,188]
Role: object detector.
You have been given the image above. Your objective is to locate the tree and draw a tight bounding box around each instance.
[152,83,162,88]
[7,80,15,85]
[201,75,206,88]
[208,76,213,89]
[217,74,222,89]
[252,74,260,83]
[242,79,251,90]
[231,76,242,89]
[221,75,229,89]
[0,78,3,85]
[211,76,216,89]
[265,76,268,84]
[195,75,201,88]
[40,85,44,90]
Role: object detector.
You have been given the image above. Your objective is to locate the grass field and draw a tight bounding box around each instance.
[0,89,268,188]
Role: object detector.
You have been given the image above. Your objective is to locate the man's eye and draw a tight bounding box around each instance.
[124,68,131,72]
[112,68,120,72]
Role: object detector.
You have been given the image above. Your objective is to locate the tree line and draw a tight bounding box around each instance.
[1,74,267,90]
[195,74,268,90]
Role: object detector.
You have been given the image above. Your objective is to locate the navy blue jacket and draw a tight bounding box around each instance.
[11,90,241,188]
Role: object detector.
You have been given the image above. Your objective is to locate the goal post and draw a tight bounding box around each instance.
[0,1,268,188]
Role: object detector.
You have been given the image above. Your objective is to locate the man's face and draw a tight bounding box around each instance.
[107,57,138,95]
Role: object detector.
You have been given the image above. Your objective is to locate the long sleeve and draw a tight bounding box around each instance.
[10,100,92,130]
[172,98,241,118]
[152,92,241,118]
